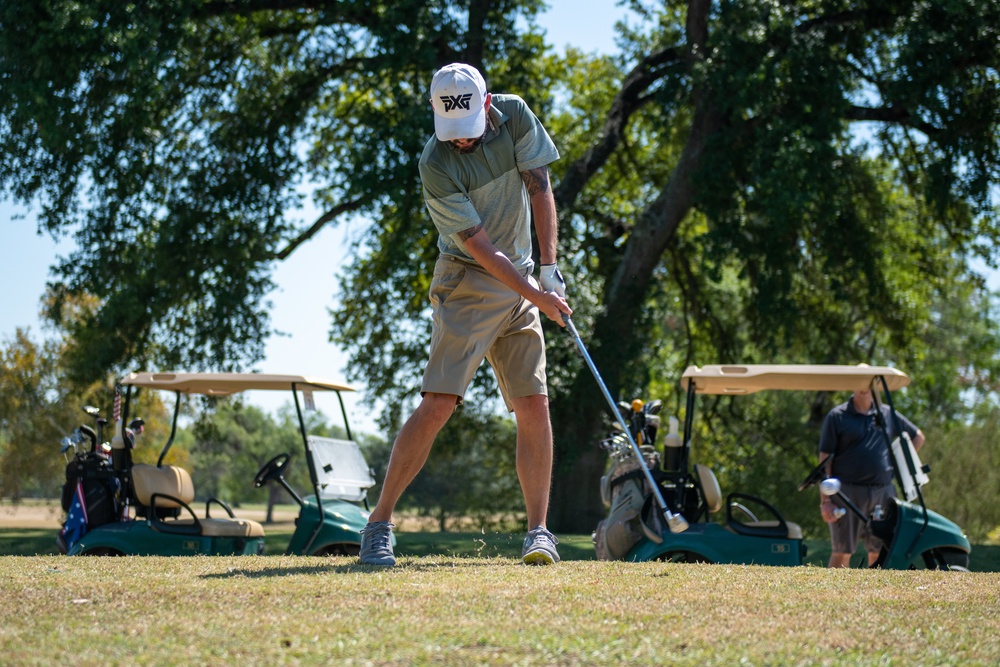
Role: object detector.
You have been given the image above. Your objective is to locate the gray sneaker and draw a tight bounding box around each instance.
[522,525,560,565]
[359,521,396,566]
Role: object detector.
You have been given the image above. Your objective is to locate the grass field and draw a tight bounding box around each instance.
[3,501,999,665]
[2,554,999,665]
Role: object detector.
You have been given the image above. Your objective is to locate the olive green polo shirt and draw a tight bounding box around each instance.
[418,94,560,273]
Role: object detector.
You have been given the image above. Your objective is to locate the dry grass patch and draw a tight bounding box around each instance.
[1,555,997,666]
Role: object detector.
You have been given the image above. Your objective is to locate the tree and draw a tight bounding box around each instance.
[0,329,80,499]
[3,1,1000,535]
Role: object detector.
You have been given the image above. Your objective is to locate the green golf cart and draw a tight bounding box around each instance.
[62,372,386,557]
[619,364,970,569]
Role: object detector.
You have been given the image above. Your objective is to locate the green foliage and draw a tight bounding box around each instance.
[0,330,79,498]
[922,403,1000,543]
[0,0,550,382]
[4,0,1000,533]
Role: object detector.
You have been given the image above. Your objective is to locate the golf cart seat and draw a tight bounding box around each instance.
[693,464,723,516]
[693,464,802,540]
[131,464,265,538]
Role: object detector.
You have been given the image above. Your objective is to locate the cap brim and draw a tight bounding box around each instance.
[434,108,486,142]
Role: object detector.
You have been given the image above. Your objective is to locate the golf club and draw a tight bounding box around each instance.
[565,316,688,534]
[819,477,865,522]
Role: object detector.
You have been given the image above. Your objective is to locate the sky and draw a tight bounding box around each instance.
[0,1,635,436]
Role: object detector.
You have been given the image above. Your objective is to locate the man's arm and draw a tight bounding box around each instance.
[520,166,558,265]
[458,223,571,326]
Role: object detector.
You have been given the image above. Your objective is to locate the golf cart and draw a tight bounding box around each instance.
[59,372,385,557]
[609,364,970,569]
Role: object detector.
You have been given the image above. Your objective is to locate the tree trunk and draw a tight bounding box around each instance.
[549,100,722,534]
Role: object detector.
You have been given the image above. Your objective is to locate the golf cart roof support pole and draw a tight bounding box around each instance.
[121,383,132,445]
[157,391,182,468]
[565,317,687,533]
[877,374,930,559]
[336,391,353,443]
[292,382,325,555]
[682,382,697,473]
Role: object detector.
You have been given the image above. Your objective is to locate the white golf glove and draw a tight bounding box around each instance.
[540,264,566,298]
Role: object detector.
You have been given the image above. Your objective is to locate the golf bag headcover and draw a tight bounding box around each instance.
[593,447,660,560]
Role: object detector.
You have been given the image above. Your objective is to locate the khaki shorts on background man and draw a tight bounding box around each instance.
[421,256,547,410]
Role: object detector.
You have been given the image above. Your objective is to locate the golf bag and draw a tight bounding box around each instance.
[61,451,120,529]
[593,444,661,561]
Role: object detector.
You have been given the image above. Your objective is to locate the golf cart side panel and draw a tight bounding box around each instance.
[882,501,971,569]
[68,521,264,556]
[284,497,376,556]
[681,364,910,395]
[627,523,804,566]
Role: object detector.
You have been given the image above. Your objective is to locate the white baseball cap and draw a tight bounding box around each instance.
[430,63,488,141]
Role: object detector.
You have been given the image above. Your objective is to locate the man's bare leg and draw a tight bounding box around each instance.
[510,394,553,529]
[828,552,852,568]
[367,392,457,524]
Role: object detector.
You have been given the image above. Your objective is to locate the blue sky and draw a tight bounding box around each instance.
[0,1,633,434]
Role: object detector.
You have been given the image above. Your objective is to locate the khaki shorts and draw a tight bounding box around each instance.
[421,256,547,410]
[828,482,896,555]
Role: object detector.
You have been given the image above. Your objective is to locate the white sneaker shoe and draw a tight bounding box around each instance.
[522,525,560,565]
[359,521,396,566]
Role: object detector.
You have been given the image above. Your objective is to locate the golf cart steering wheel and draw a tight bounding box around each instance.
[253,453,291,488]
[797,459,828,492]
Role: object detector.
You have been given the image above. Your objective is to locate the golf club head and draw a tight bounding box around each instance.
[820,478,842,496]
[83,405,100,417]
[59,438,73,454]
[667,512,689,533]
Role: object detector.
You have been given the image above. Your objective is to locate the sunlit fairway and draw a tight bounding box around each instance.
[1,554,998,666]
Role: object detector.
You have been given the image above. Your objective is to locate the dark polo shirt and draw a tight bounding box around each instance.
[819,399,919,486]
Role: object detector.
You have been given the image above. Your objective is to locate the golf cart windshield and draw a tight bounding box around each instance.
[680,364,910,395]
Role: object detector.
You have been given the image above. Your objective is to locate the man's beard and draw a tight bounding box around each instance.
[455,131,486,154]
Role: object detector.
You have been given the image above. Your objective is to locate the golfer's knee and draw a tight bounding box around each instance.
[418,392,461,422]
[511,393,549,415]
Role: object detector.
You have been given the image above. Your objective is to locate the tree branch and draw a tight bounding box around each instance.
[844,104,940,136]
[273,197,368,260]
[553,45,682,213]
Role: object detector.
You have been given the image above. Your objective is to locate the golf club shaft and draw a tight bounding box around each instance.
[565,316,688,533]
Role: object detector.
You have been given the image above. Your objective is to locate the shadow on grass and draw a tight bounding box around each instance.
[200,558,539,579]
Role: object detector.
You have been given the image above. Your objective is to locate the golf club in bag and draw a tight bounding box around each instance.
[565,317,688,534]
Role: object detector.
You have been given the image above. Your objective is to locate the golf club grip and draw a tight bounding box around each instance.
[564,317,687,533]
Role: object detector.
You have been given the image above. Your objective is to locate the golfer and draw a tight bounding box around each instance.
[819,389,925,567]
[359,63,572,566]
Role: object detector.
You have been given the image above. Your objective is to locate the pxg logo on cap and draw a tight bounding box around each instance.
[430,63,487,142]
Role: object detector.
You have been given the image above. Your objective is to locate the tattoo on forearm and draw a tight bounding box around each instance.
[520,167,550,196]
[457,223,484,242]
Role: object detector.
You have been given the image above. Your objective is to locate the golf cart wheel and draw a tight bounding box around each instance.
[81,547,125,557]
[656,550,713,564]
[921,547,970,572]
[311,543,361,557]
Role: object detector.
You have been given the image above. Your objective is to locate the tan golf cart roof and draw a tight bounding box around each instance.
[680,364,910,395]
[121,372,355,396]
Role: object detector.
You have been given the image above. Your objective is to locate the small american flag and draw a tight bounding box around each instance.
[59,480,89,550]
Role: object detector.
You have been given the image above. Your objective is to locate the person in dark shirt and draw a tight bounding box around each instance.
[818,389,925,567]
